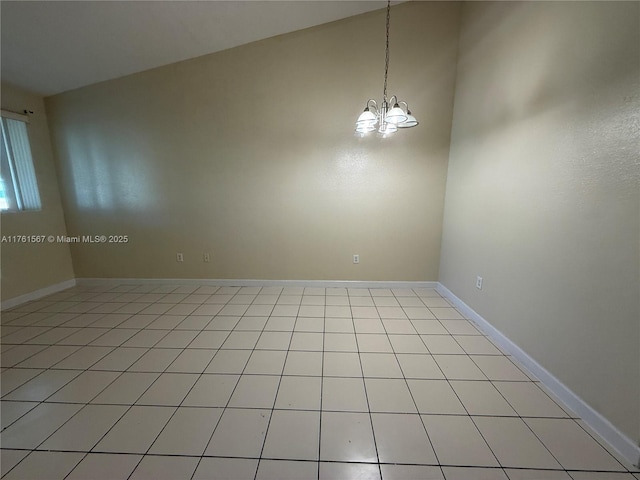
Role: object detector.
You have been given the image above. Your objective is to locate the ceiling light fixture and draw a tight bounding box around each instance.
[355,0,418,136]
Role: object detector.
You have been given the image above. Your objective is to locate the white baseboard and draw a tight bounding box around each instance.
[436,282,640,469]
[76,278,439,290]
[1,278,77,310]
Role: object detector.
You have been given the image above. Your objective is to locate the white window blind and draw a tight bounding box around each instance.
[0,111,41,211]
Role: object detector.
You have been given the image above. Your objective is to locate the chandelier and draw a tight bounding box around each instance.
[355,0,418,136]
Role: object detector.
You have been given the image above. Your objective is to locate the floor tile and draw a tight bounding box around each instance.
[407,379,466,414]
[41,404,127,450]
[365,378,417,413]
[441,467,508,479]
[275,375,322,410]
[388,334,429,353]
[66,453,142,480]
[25,327,80,345]
[321,462,381,480]
[568,472,637,479]
[235,316,268,331]
[177,316,212,330]
[206,316,241,330]
[228,374,280,408]
[430,307,465,319]
[290,332,324,351]
[244,350,287,374]
[352,306,381,318]
[323,351,362,377]
[422,335,466,354]
[245,304,275,316]
[348,297,375,307]
[283,351,323,376]
[354,318,386,334]
[423,414,499,466]
[192,458,259,480]
[128,348,181,372]
[357,334,393,353]
[325,305,352,318]
[94,405,175,453]
[92,372,160,404]
[221,331,261,349]
[0,450,29,477]
[504,470,571,479]
[494,381,569,417]
[149,406,223,455]
[324,318,355,333]
[294,317,325,332]
[256,460,317,479]
[525,418,625,471]
[89,328,138,346]
[474,416,562,469]
[187,331,229,349]
[451,380,517,416]
[183,374,239,407]
[320,411,377,462]
[0,402,82,448]
[3,369,80,401]
[154,330,198,348]
[47,370,120,403]
[129,455,199,480]
[413,321,449,334]
[53,345,114,369]
[324,332,358,352]
[298,305,325,317]
[57,328,111,345]
[360,353,403,378]
[403,307,436,319]
[166,349,217,373]
[90,347,148,370]
[204,349,251,373]
[322,377,369,412]
[383,464,444,479]
[136,373,199,406]
[271,304,299,317]
[454,335,502,355]
[16,345,81,368]
[204,408,271,457]
[382,319,416,334]
[2,451,84,480]
[262,410,320,460]
[191,303,224,316]
[433,355,487,380]
[1,400,38,427]
[371,413,437,464]
[395,353,445,379]
[256,331,292,350]
[472,355,530,381]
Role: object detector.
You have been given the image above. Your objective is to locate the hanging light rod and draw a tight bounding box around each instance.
[355,0,418,136]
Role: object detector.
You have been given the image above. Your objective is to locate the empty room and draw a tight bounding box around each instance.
[0,1,638,479]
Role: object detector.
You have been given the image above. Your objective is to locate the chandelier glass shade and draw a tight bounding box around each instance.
[355,0,418,136]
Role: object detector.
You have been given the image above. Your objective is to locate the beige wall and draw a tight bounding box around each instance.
[440,1,639,442]
[45,2,461,281]
[1,83,75,301]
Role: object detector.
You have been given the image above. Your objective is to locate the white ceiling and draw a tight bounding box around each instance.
[1,1,390,97]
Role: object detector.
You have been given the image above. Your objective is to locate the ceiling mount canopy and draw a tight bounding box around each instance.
[355,0,418,137]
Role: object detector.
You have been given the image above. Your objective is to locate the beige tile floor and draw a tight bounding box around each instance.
[1,284,638,480]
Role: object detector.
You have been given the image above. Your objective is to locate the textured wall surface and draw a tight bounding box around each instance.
[45,2,461,282]
[1,83,75,301]
[440,1,639,442]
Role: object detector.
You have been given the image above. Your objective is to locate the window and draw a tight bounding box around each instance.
[0,110,41,211]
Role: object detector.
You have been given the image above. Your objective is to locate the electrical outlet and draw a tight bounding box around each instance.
[176,253,184,262]
[476,276,483,289]
[353,254,360,264]
[203,253,210,263]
